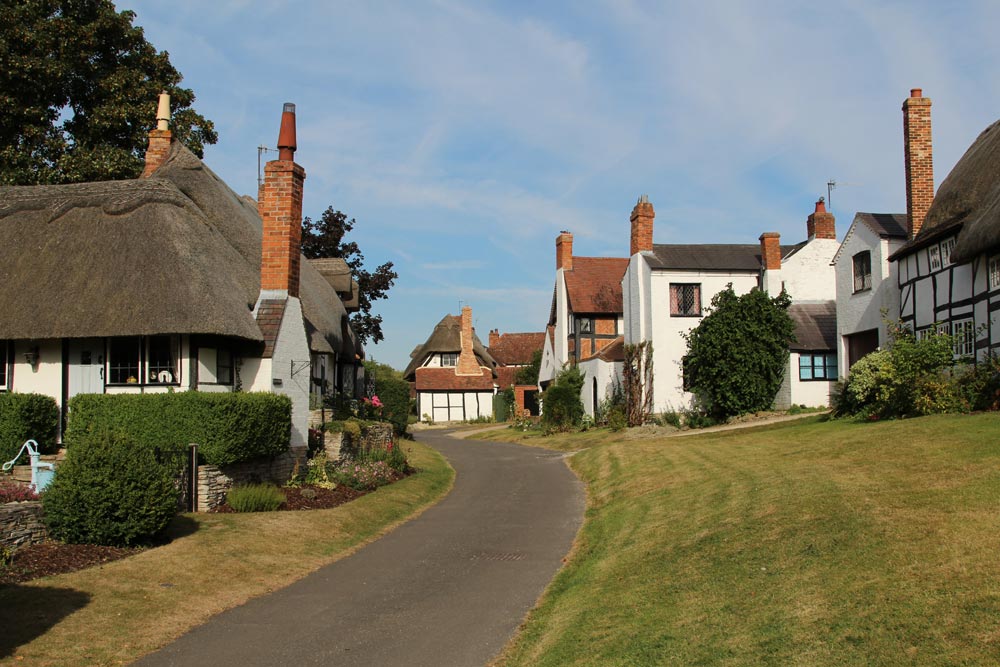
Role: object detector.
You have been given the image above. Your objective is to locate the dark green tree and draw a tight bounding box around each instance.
[682,286,795,419]
[514,349,543,385]
[0,0,217,185]
[302,207,397,346]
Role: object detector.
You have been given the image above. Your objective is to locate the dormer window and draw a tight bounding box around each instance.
[852,251,872,292]
[929,245,941,271]
[441,352,458,367]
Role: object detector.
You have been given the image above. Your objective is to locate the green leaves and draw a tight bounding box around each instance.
[682,286,795,419]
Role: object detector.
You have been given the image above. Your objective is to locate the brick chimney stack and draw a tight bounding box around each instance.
[759,232,782,297]
[556,231,574,271]
[456,306,481,376]
[489,329,500,348]
[903,88,933,240]
[630,195,655,256]
[141,92,172,178]
[259,103,306,298]
[806,198,836,240]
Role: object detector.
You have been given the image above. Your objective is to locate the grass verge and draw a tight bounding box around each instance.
[490,414,1000,666]
[0,440,453,666]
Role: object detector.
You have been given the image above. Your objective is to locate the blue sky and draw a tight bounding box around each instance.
[123,1,1000,371]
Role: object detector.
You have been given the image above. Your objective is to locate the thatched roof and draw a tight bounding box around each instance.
[890,119,1000,262]
[403,314,496,379]
[0,142,351,356]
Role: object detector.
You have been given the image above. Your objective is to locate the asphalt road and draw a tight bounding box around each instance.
[135,429,584,667]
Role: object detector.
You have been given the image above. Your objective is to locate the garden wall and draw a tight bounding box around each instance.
[1,501,47,553]
[195,446,305,512]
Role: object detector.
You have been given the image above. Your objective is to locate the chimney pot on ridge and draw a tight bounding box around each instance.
[141,92,173,178]
[806,197,836,240]
[903,87,934,240]
[277,102,297,161]
[630,196,655,256]
[259,102,306,297]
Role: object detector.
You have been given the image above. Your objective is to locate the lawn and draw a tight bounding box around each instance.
[486,414,1000,666]
[0,439,453,666]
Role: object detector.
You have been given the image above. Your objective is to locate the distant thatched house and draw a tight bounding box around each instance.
[404,306,497,422]
[0,98,363,449]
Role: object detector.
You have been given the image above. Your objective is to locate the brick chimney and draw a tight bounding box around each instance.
[903,88,933,240]
[258,103,306,298]
[630,195,655,256]
[556,231,573,271]
[141,92,172,178]
[806,198,836,240]
[456,306,481,376]
[489,329,500,348]
[759,232,782,297]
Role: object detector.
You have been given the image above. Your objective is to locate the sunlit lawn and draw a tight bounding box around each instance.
[487,414,1000,666]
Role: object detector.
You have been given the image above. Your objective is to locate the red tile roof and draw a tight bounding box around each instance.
[581,335,625,362]
[414,367,494,391]
[563,257,628,314]
[488,331,545,365]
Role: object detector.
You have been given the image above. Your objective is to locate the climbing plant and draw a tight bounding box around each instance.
[623,341,653,427]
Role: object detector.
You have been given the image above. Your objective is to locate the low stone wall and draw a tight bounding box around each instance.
[195,446,306,512]
[339,422,395,460]
[323,431,343,460]
[1,501,47,553]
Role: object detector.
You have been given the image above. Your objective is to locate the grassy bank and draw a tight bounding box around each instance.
[0,440,453,666]
[490,414,1000,666]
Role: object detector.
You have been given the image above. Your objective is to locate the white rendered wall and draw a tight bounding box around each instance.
[538,334,559,388]
[835,222,904,378]
[578,357,623,417]
[784,352,836,408]
[10,340,62,404]
[622,253,653,345]
[782,238,839,301]
[266,296,312,450]
[648,270,759,412]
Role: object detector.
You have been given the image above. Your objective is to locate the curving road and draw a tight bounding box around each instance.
[135,430,584,667]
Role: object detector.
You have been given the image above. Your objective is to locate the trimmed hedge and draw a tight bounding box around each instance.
[374,375,411,436]
[0,393,60,462]
[43,430,179,546]
[65,392,291,466]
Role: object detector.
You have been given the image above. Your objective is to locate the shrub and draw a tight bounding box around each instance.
[373,376,412,436]
[65,392,291,466]
[43,431,179,546]
[330,459,397,491]
[303,452,336,489]
[659,410,682,428]
[226,484,286,512]
[0,478,39,503]
[541,366,585,432]
[0,393,60,462]
[606,406,627,432]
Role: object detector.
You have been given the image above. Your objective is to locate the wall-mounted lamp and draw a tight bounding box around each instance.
[23,346,39,368]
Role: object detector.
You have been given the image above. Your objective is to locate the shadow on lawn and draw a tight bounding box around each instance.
[0,584,91,658]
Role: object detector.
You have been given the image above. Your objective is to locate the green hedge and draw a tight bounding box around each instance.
[0,393,60,462]
[65,392,291,466]
[374,375,411,436]
[43,431,179,546]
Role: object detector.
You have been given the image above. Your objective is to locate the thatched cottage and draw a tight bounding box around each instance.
[0,97,364,448]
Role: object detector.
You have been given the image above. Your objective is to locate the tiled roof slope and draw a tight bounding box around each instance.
[858,213,908,238]
[255,299,286,359]
[649,244,763,271]
[489,332,545,365]
[414,367,494,391]
[564,257,629,314]
[788,302,836,351]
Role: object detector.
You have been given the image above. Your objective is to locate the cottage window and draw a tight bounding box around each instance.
[799,352,838,381]
[575,317,594,334]
[108,337,141,384]
[0,341,8,390]
[147,336,179,384]
[952,319,975,358]
[852,251,872,292]
[441,352,458,367]
[670,284,701,316]
[940,237,957,266]
[929,245,941,271]
[197,346,233,385]
[990,256,1000,290]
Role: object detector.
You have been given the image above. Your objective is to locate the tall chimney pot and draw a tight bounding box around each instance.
[277,102,297,161]
[903,88,934,240]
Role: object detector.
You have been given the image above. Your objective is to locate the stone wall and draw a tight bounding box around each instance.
[1,501,47,553]
[339,422,394,460]
[195,446,305,512]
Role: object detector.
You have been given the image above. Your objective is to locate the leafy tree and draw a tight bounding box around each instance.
[541,365,585,432]
[0,0,217,185]
[302,207,397,346]
[514,349,543,385]
[682,286,795,419]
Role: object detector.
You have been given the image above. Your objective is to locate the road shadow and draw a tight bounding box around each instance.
[0,584,91,658]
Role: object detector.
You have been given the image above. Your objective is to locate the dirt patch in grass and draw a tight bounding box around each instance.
[1,543,142,585]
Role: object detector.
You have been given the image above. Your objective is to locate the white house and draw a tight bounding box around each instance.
[0,98,364,449]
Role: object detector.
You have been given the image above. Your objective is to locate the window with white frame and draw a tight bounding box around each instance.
[670,283,701,316]
[799,352,838,381]
[916,327,933,341]
[940,237,957,266]
[952,319,975,358]
[575,316,594,334]
[147,335,179,384]
[852,251,872,292]
[197,346,233,385]
[929,245,941,271]
[990,256,1000,290]
[440,352,458,367]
